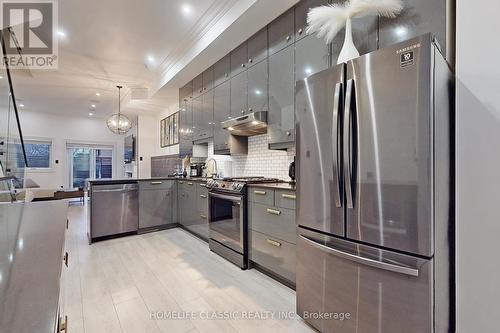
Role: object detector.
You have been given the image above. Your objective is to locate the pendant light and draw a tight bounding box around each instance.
[107,85,132,134]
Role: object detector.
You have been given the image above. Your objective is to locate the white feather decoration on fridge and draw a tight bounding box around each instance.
[306,0,404,63]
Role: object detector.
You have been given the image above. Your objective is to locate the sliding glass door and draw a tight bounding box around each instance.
[68,146,113,188]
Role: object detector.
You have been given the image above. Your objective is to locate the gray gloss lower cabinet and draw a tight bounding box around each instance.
[179,181,208,241]
[268,45,295,149]
[249,187,296,284]
[139,181,174,230]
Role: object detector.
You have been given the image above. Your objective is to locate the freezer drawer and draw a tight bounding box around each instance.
[297,228,433,333]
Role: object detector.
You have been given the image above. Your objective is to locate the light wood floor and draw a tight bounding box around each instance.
[65,205,314,333]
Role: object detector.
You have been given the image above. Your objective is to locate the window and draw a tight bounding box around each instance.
[19,139,52,169]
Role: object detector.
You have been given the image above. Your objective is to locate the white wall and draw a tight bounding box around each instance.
[456,1,500,332]
[19,111,125,188]
[136,114,157,178]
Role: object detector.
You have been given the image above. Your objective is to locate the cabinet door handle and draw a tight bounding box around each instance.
[151,181,162,185]
[200,214,207,219]
[266,208,281,216]
[64,252,69,267]
[59,315,68,332]
[200,194,207,198]
[188,182,193,185]
[66,219,69,230]
[254,190,266,195]
[282,193,296,200]
[199,184,206,187]
[298,28,303,35]
[267,239,282,247]
[179,181,184,184]
[286,35,291,41]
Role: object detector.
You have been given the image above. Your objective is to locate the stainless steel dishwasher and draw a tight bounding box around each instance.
[90,183,139,241]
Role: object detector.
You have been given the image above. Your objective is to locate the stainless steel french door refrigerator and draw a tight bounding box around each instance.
[295,34,453,333]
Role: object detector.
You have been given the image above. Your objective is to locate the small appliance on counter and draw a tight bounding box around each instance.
[190,163,205,177]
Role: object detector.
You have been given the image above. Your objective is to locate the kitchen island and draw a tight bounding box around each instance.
[0,200,69,333]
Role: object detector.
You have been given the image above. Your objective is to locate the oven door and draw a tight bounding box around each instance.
[208,191,244,254]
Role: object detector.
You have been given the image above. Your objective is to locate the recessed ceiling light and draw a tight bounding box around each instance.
[88,112,94,116]
[95,92,101,97]
[57,30,66,38]
[251,121,259,125]
[181,4,192,15]
[147,55,155,63]
[255,89,261,95]
[91,104,96,108]
[19,103,24,107]
[304,67,313,75]
[0,76,3,79]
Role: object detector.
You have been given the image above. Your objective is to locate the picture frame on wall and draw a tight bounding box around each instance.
[160,112,180,148]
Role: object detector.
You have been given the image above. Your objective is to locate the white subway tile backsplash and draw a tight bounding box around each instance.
[209,134,294,181]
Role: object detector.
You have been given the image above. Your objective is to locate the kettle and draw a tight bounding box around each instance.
[289,158,295,182]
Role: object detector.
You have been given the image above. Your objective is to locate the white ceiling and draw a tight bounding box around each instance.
[10,0,298,119]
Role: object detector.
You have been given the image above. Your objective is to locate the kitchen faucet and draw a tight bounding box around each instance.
[205,158,218,178]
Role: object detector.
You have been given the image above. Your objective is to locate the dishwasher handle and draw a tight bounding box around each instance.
[92,186,138,193]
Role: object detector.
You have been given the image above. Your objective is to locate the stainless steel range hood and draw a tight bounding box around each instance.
[221,111,267,136]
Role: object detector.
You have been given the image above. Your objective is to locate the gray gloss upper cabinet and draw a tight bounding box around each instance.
[179,81,192,108]
[214,55,230,87]
[179,100,193,156]
[295,0,330,41]
[230,71,248,117]
[202,67,214,92]
[378,0,446,55]
[247,60,268,113]
[295,34,329,82]
[192,96,202,140]
[201,89,214,139]
[268,45,295,148]
[247,27,268,68]
[230,42,248,77]
[268,8,295,56]
[192,74,203,98]
[213,80,231,151]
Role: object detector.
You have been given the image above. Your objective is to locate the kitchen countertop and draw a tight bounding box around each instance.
[248,182,296,191]
[0,200,69,333]
[87,177,210,186]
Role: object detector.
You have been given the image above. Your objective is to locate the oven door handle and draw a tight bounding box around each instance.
[208,192,243,202]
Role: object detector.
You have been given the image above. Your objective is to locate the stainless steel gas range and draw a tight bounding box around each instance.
[206,177,280,269]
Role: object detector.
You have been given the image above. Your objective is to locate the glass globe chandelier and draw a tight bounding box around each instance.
[107,85,132,134]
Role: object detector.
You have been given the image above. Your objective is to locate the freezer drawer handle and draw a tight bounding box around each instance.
[200,194,207,198]
[299,235,419,277]
[200,214,207,219]
[266,208,281,216]
[200,184,207,187]
[266,239,282,247]
[281,193,296,200]
[188,182,194,185]
[150,181,162,185]
[254,190,266,195]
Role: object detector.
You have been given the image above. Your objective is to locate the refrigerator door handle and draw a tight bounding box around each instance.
[344,79,355,209]
[299,235,419,277]
[332,82,343,207]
